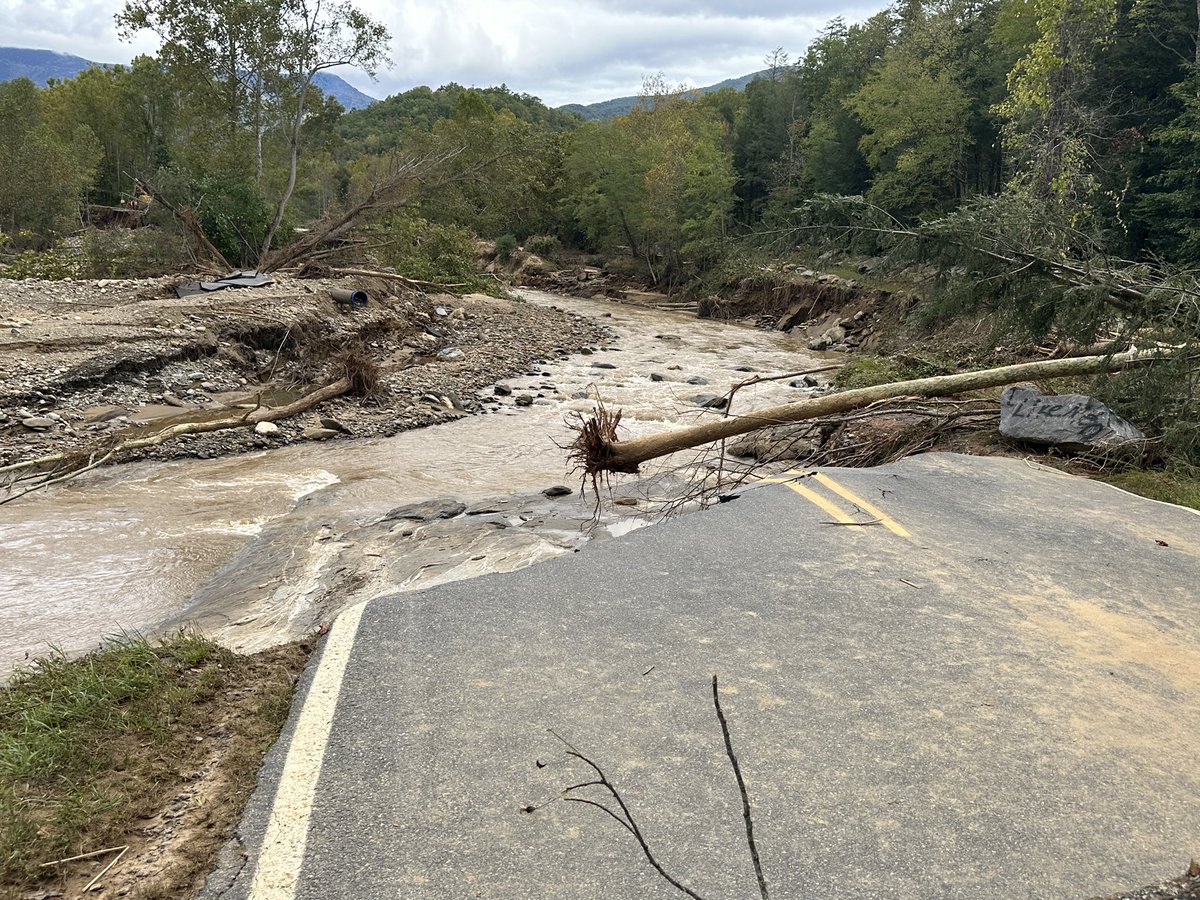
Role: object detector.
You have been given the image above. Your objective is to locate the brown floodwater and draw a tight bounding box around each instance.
[0,290,825,672]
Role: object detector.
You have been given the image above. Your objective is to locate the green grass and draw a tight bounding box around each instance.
[1102,469,1200,512]
[0,631,305,897]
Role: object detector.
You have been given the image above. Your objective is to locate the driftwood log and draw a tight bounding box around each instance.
[570,349,1168,476]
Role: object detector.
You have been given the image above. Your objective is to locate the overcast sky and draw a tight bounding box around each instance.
[1,0,883,106]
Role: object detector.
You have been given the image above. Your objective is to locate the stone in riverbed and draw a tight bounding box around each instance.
[593,362,617,370]
[999,386,1146,450]
[514,394,534,407]
[650,373,665,382]
[383,498,467,522]
[542,485,573,498]
[693,394,729,410]
[686,376,709,385]
[254,421,280,436]
[303,426,340,441]
[494,384,513,396]
[21,416,56,430]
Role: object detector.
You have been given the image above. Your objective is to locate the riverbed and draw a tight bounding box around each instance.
[0,290,825,672]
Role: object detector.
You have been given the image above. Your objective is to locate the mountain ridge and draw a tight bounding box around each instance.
[558,69,769,120]
[0,46,376,110]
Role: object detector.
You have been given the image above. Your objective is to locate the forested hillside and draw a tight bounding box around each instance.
[2,0,1198,285]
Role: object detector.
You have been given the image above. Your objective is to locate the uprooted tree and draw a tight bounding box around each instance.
[568,350,1173,480]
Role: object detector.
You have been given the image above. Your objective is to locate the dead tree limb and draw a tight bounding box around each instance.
[712,675,769,900]
[0,377,353,502]
[571,349,1169,475]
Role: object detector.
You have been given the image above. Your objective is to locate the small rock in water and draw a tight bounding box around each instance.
[687,376,709,385]
[580,348,594,355]
[668,365,683,371]
[494,384,513,396]
[21,416,56,431]
[594,362,617,370]
[254,421,280,436]
[515,394,534,407]
[692,394,729,410]
[383,498,467,522]
[162,394,189,408]
[650,373,665,382]
[542,485,573,499]
[732,365,755,372]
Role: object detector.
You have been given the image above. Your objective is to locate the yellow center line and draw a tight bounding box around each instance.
[783,480,862,529]
[811,472,912,538]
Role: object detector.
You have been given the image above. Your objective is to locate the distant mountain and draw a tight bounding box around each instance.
[559,69,770,121]
[0,46,376,110]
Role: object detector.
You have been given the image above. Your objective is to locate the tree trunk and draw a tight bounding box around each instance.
[260,74,311,264]
[585,350,1166,474]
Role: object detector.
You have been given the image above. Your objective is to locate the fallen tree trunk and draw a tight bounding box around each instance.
[572,349,1168,475]
[0,377,352,501]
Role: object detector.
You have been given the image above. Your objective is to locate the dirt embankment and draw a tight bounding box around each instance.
[0,276,605,468]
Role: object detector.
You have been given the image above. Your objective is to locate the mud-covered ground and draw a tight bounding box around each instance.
[0,275,606,467]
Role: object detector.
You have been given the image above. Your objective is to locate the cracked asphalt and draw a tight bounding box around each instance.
[202,453,1200,900]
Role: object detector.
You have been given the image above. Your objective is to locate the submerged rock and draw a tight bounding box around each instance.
[999,386,1146,450]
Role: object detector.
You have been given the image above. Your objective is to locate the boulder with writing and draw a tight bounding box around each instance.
[1000,386,1146,450]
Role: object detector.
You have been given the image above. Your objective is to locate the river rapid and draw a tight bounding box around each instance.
[0,290,824,672]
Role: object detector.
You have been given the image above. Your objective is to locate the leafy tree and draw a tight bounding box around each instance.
[0,79,103,244]
[117,0,390,262]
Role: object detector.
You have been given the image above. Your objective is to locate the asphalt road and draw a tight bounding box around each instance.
[203,453,1200,900]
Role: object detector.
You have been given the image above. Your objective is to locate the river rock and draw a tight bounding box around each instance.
[650,373,665,382]
[162,394,189,408]
[686,376,709,385]
[303,426,340,441]
[319,417,352,434]
[729,424,819,463]
[594,362,617,370]
[21,416,56,430]
[542,485,573,498]
[693,394,729,410]
[254,421,280,436]
[999,386,1146,450]
[494,384,513,396]
[383,498,467,522]
[437,347,464,361]
[515,394,534,407]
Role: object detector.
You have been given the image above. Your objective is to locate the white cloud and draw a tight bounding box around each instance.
[1,0,883,107]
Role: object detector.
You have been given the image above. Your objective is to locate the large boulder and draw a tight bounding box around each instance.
[999,386,1146,450]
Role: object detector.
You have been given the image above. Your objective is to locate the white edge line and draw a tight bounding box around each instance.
[247,601,368,899]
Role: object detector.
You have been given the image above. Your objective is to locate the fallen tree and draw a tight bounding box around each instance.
[569,349,1171,477]
[0,354,375,505]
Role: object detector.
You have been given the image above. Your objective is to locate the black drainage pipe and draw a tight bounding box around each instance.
[332,288,369,309]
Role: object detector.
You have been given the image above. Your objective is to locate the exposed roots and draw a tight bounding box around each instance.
[565,399,622,504]
[336,345,383,398]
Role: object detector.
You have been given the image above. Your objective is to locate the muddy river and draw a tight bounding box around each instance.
[0,291,824,672]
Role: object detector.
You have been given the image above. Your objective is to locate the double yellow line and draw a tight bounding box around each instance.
[764,470,912,538]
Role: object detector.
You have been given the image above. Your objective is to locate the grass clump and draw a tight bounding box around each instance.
[1102,469,1200,512]
[1,632,307,898]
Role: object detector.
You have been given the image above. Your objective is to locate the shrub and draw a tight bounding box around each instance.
[81,227,191,278]
[526,234,561,258]
[495,233,519,262]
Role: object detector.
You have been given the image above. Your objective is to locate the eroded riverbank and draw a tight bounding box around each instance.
[1,289,829,671]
